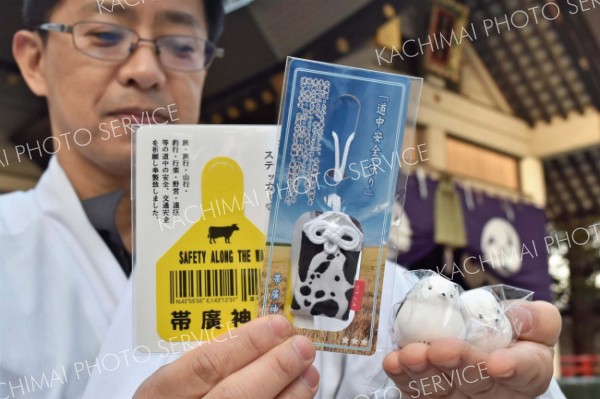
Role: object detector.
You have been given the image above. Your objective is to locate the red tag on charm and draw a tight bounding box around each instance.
[350,280,366,311]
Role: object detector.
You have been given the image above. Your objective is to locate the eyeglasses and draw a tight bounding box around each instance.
[37,21,224,72]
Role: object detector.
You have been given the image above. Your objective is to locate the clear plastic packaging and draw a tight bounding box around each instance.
[392,270,533,352]
[461,285,534,352]
[260,57,423,355]
[133,125,277,352]
[393,270,466,347]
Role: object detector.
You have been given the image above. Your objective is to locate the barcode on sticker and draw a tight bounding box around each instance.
[169,269,258,304]
[241,268,259,302]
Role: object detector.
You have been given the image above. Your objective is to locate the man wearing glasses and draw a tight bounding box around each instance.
[36,20,225,73]
[2,0,564,398]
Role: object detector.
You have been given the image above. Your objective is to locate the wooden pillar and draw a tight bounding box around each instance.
[424,126,447,170]
[519,156,546,207]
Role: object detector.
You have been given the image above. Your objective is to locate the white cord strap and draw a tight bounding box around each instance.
[325,131,355,212]
[303,212,364,254]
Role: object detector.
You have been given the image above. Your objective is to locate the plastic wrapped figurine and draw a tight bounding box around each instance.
[393,272,466,347]
[392,270,534,352]
[461,285,534,352]
[460,288,513,352]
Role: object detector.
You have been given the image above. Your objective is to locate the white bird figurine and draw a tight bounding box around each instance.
[460,288,513,352]
[393,274,466,347]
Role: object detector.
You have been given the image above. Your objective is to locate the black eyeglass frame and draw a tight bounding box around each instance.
[36,21,225,72]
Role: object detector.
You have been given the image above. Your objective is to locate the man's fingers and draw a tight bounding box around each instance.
[407,340,504,397]
[274,366,320,399]
[427,339,493,397]
[206,335,316,399]
[393,342,430,370]
[427,339,486,369]
[384,342,430,386]
[486,341,555,396]
[383,350,417,398]
[383,343,462,398]
[383,303,561,399]
[135,315,292,398]
[508,301,561,347]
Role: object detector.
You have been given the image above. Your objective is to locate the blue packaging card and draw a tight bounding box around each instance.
[261,58,419,355]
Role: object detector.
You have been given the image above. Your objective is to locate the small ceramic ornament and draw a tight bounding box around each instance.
[393,274,466,347]
[460,288,513,352]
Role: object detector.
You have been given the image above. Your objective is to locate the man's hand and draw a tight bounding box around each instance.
[383,301,561,398]
[134,315,319,399]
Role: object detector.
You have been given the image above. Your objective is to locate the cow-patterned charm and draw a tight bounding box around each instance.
[291,211,363,320]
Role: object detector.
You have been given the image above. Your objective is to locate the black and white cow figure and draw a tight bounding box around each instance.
[291,212,363,321]
[208,224,240,244]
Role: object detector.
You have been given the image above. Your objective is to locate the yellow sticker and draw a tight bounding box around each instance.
[157,157,265,342]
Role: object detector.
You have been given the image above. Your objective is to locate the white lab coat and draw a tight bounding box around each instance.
[0,157,565,399]
[0,157,127,399]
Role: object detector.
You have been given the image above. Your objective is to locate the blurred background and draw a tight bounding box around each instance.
[1,0,599,396]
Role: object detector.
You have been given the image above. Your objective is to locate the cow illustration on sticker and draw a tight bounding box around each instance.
[155,157,265,342]
[208,224,240,244]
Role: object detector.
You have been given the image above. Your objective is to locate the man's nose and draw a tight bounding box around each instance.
[117,41,167,90]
